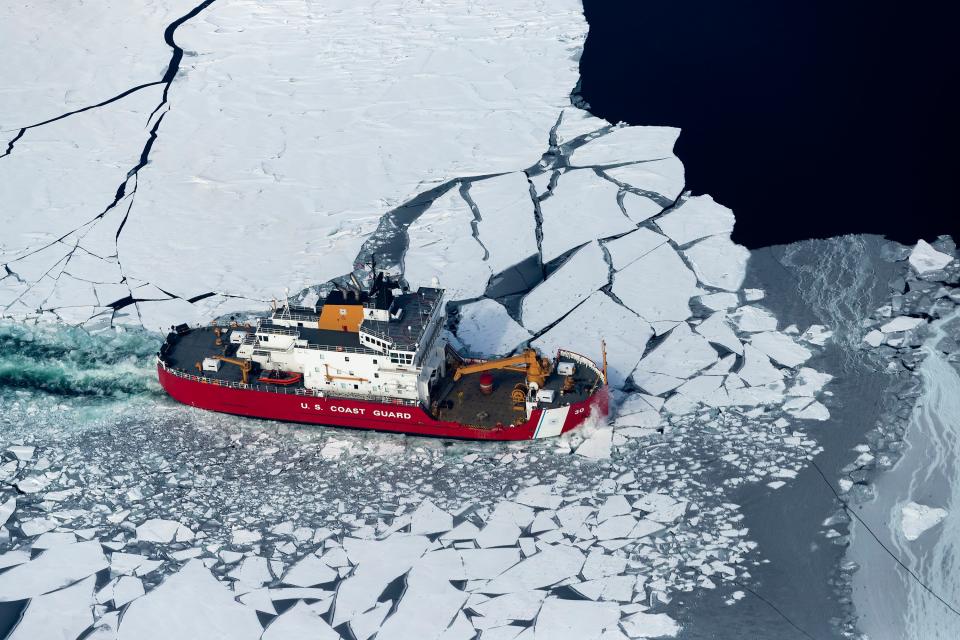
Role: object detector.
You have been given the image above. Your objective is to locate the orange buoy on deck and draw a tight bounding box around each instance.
[479,372,494,395]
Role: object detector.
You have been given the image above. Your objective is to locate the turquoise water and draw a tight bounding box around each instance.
[0,320,161,398]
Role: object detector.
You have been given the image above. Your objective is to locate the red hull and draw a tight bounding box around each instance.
[158,364,608,441]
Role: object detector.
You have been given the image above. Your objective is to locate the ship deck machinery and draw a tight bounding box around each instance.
[157,271,608,440]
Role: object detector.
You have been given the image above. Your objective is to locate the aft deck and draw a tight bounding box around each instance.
[431,355,603,428]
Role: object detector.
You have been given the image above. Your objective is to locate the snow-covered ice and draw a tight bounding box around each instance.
[612,243,703,326]
[654,195,735,246]
[682,235,750,291]
[900,502,948,541]
[520,241,610,333]
[0,540,107,601]
[456,299,531,357]
[908,239,954,274]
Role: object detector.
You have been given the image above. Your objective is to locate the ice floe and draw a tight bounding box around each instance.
[568,126,680,168]
[0,540,107,601]
[7,575,94,640]
[900,502,948,541]
[654,195,735,246]
[456,299,531,357]
[682,235,750,291]
[612,243,703,327]
[521,241,610,333]
[539,169,635,263]
[908,239,954,274]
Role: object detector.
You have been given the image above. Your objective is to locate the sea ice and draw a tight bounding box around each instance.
[532,597,620,639]
[880,316,926,333]
[262,601,340,640]
[469,173,540,276]
[521,241,610,333]
[908,240,954,274]
[900,502,948,541]
[282,554,337,587]
[622,191,666,224]
[604,228,669,271]
[0,497,14,527]
[730,306,779,332]
[410,499,454,536]
[612,243,703,326]
[405,187,488,300]
[603,157,685,203]
[539,169,635,263]
[470,590,547,629]
[112,575,145,607]
[135,518,185,543]
[694,313,743,355]
[119,561,262,640]
[682,235,750,291]
[0,540,107,601]
[576,427,614,460]
[483,544,585,594]
[620,611,680,638]
[568,126,680,167]
[456,299,531,357]
[748,332,812,367]
[6,575,94,640]
[633,323,719,381]
[532,291,652,387]
[736,345,784,387]
[654,195,735,246]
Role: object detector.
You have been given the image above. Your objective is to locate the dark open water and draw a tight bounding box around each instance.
[579,0,959,249]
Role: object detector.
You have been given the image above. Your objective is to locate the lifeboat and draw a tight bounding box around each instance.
[257,371,303,386]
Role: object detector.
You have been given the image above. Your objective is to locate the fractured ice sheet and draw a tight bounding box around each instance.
[483,544,585,594]
[456,299,531,357]
[747,331,812,368]
[633,323,719,383]
[7,575,94,640]
[532,597,620,639]
[521,241,610,333]
[612,243,703,327]
[539,169,634,263]
[654,195,735,246]
[682,235,750,292]
[604,228,669,271]
[604,157,685,202]
[4,0,589,322]
[0,540,107,601]
[119,560,262,640]
[532,291,652,388]
[568,126,680,168]
[403,187,487,299]
[468,173,540,275]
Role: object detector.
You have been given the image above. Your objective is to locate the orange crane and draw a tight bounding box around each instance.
[324,364,369,384]
[452,349,553,389]
[213,356,253,385]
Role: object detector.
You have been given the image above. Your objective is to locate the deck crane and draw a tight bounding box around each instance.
[452,349,554,404]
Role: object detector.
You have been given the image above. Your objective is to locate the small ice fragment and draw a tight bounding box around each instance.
[880,316,925,333]
[908,240,954,274]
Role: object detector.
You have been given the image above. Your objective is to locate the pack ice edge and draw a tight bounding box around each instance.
[157,269,608,440]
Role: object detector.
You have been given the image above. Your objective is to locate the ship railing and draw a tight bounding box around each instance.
[256,324,299,336]
[271,310,317,323]
[161,362,418,405]
[297,343,378,356]
[556,348,604,379]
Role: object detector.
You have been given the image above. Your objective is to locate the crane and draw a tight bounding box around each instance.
[213,356,253,385]
[452,349,553,389]
[324,364,369,384]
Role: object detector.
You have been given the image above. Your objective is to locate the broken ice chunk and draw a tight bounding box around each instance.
[0,541,107,601]
[539,169,635,263]
[405,186,489,301]
[748,332,812,367]
[655,195,735,245]
[569,126,680,167]
[604,157,685,203]
[282,554,337,587]
[604,228,669,271]
[633,323,719,381]
[787,367,834,397]
[694,313,743,355]
[483,544,585,594]
[532,597,620,639]
[531,291,653,388]
[880,316,925,333]
[469,172,540,276]
[135,519,185,544]
[0,497,15,528]
[349,600,392,640]
[521,241,610,333]
[230,555,273,588]
[682,235,749,291]
[262,601,340,640]
[900,502,948,541]
[410,499,454,536]
[619,611,680,638]
[456,299,531,357]
[515,485,563,511]
[908,239,954,274]
[575,427,613,460]
[459,548,522,579]
[737,345,784,387]
[7,575,94,640]
[120,560,261,639]
[696,292,740,311]
[597,496,632,523]
[612,243,703,325]
[788,401,830,421]
[470,590,548,629]
[631,371,684,396]
[112,575,145,607]
[622,191,664,223]
[730,306,778,333]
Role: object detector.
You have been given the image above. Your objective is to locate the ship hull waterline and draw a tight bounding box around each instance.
[158,364,609,441]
